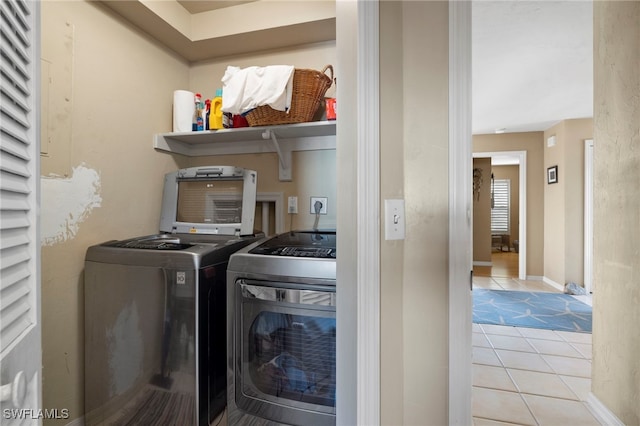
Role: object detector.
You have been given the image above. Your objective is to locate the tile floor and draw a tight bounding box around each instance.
[472,276,601,425]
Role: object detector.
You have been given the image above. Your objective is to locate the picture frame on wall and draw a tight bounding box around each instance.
[547,165,558,184]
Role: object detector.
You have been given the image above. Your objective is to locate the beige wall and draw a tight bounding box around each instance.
[379,2,450,424]
[543,122,566,285]
[473,158,492,263]
[379,2,405,423]
[41,2,185,422]
[593,1,640,424]
[401,2,450,424]
[186,150,337,231]
[473,132,545,277]
[543,118,592,287]
[188,43,338,231]
[40,1,336,423]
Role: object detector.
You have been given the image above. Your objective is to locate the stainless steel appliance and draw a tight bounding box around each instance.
[226,230,336,426]
[84,166,262,426]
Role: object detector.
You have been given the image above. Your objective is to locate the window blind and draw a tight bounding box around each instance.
[490,179,510,235]
[1,0,38,355]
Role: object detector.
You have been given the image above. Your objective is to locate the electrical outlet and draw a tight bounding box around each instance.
[310,197,328,214]
[288,196,298,214]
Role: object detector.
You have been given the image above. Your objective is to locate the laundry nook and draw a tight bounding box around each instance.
[4,0,636,425]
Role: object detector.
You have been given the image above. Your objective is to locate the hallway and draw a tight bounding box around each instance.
[474,251,519,279]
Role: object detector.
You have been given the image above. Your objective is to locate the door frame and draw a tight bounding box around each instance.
[472,151,528,280]
[448,1,473,424]
[342,1,473,423]
[584,139,594,293]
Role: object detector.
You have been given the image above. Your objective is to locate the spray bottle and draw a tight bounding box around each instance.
[193,93,203,131]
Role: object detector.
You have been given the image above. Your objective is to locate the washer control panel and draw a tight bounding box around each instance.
[279,246,334,258]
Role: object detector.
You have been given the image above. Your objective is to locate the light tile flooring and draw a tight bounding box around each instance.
[472,272,601,425]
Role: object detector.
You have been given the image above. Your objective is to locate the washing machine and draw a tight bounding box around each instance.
[84,166,262,426]
[226,230,337,426]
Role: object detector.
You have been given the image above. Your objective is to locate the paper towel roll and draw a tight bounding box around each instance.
[173,90,195,132]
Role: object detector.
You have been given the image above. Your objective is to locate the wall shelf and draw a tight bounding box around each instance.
[154,120,336,181]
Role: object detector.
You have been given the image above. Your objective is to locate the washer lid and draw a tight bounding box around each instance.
[158,166,257,236]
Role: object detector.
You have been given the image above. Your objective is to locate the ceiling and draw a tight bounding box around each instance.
[176,0,256,14]
[110,1,594,136]
[472,1,593,135]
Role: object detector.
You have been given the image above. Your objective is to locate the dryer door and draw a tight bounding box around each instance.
[233,280,336,426]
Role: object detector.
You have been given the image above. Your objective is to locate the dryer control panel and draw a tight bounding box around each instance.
[248,230,336,258]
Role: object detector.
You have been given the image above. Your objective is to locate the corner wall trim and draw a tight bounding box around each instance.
[586,393,624,426]
[542,276,564,292]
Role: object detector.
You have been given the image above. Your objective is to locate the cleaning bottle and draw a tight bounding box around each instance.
[210,89,224,130]
[204,99,211,130]
[193,93,202,131]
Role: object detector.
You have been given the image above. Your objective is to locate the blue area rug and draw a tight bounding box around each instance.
[473,289,592,333]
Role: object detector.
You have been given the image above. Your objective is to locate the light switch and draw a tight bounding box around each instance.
[384,199,405,240]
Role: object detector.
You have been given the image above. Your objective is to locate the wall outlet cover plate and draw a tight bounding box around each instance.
[310,197,328,214]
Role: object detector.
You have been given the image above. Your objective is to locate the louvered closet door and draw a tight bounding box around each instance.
[0,0,42,422]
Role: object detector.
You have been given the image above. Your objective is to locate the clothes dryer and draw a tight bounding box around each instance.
[226,230,337,426]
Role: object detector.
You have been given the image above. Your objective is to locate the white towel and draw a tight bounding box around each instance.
[221,65,295,115]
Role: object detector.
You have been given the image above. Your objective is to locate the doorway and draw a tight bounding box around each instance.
[473,151,527,281]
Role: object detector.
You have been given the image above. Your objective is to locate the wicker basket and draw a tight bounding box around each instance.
[245,65,334,126]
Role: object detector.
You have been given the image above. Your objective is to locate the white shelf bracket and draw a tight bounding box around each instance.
[262,129,292,181]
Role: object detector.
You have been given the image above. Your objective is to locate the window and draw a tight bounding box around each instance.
[491,179,510,235]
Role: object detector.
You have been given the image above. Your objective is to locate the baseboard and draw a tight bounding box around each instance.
[542,276,564,291]
[586,393,624,426]
[473,261,492,267]
[66,416,84,426]
[526,275,543,281]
